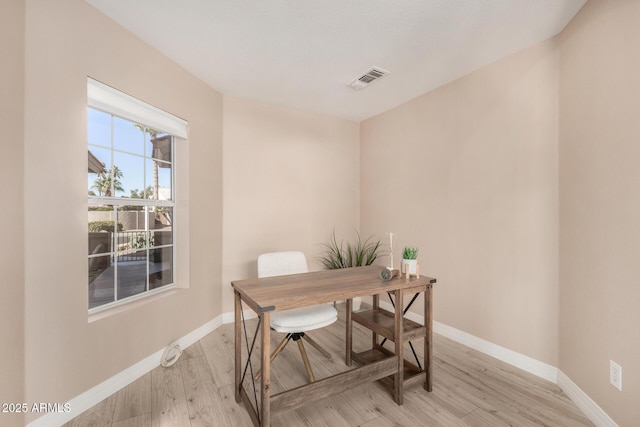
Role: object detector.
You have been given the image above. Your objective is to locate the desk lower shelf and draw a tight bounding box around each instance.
[350,306,428,395]
[351,346,425,390]
[351,308,426,342]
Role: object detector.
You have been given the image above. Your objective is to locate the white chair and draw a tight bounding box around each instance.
[256,251,337,383]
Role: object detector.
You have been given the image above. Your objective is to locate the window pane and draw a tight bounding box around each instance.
[87,147,112,196]
[146,159,172,201]
[117,251,148,299]
[152,207,173,246]
[127,230,152,251]
[87,108,111,148]
[89,255,115,309]
[88,204,117,249]
[118,206,154,232]
[88,204,116,309]
[149,134,172,162]
[113,116,144,155]
[149,247,172,289]
[113,151,144,198]
[115,208,149,301]
[158,164,172,200]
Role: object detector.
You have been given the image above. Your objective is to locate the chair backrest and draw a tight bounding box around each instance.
[257,251,309,278]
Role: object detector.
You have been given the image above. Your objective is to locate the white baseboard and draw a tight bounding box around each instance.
[433,320,559,383]
[557,371,619,427]
[378,300,558,382]
[27,314,225,427]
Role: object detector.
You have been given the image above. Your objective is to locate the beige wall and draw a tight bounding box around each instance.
[0,0,26,426]
[361,40,560,365]
[222,97,360,312]
[22,0,223,423]
[559,0,640,425]
[10,1,640,425]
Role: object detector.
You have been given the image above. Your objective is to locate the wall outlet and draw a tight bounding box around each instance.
[610,360,622,391]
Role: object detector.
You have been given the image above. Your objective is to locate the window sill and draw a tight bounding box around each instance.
[88,286,179,323]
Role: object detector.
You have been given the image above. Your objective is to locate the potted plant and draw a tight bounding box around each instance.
[318,230,383,310]
[401,246,419,276]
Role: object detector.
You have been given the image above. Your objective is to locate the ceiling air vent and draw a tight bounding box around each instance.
[347,67,390,90]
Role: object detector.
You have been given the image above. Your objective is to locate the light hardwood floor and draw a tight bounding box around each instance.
[65,305,593,427]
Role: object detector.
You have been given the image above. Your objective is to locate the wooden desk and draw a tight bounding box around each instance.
[232,265,436,426]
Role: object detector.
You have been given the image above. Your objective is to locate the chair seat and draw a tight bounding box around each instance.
[270,304,337,333]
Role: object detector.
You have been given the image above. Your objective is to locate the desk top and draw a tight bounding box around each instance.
[232,265,436,313]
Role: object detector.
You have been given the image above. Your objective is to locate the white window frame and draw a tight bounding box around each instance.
[87,78,188,314]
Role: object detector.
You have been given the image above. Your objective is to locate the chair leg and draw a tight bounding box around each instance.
[255,333,322,383]
[296,340,315,383]
[270,335,291,362]
[255,335,290,380]
[302,334,332,359]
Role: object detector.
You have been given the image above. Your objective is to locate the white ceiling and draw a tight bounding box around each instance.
[85,0,586,122]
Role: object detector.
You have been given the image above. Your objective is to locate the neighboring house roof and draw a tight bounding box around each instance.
[88,149,106,174]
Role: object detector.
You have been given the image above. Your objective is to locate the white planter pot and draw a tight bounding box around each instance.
[401,258,418,275]
[352,297,362,311]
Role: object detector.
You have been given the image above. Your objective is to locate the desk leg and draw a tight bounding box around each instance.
[424,284,433,392]
[345,298,352,366]
[394,289,404,405]
[260,311,271,426]
[234,291,242,403]
[372,294,379,349]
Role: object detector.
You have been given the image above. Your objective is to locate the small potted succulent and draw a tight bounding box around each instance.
[401,246,419,276]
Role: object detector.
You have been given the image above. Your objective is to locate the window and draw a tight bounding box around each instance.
[87,78,187,312]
